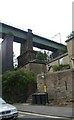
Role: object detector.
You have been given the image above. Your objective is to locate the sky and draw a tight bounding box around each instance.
[0,0,73,57]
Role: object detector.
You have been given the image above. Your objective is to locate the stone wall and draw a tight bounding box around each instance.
[66,37,74,68]
[37,69,74,103]
[23,62,47,75]
[49,53,70,73]
[49,38,74,70]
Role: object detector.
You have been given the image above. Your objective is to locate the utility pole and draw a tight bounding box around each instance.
[51,33,61,43]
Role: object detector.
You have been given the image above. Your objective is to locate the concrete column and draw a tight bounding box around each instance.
[26,29,33,51]
[18,29,33,67]
[20,42,26,55]
[2,35,14,72]
[0,43,2,97]
[20,29,33,55]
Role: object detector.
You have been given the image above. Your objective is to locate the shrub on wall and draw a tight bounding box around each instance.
[52,64,70,71]
[2,69,37,103]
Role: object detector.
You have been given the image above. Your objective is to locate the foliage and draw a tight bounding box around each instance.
[13,52,18,68]
[67,31,74,39]
[36,51,48,61]
[52,64,70,71]
[2,69,37,103]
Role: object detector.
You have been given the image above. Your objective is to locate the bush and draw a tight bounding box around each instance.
[52,64,70,71]
[2,69,37,103]
[36,51,48,60]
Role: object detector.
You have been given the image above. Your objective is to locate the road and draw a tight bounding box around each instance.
[18,111,72,120]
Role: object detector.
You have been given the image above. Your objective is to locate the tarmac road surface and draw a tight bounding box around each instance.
[18,111,72,120]
[15,104,74,119]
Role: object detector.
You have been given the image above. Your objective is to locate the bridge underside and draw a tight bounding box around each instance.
[1,33,56,52]
[0,23,67,72]
[0,23,67,51]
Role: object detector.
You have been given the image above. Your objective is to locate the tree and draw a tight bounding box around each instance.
[67,31,74,39]
[36,51,49,61]
[2,69,37,103]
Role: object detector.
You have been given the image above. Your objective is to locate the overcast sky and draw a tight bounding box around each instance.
[0,0,73,57]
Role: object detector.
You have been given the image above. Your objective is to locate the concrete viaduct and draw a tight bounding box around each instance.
[0,22,67,72]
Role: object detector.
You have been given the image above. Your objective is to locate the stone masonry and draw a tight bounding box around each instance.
[37,69,73,104]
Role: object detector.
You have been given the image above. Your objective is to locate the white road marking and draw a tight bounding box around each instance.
[18,111,70,119]
[18,113,26,118]
[21,103,30,105]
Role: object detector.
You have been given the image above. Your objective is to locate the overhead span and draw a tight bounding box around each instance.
[0,22,67,52]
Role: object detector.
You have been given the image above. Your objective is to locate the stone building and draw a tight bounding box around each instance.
[48,37,74,72]
[22,37,74,74]
[36,37,74,105]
